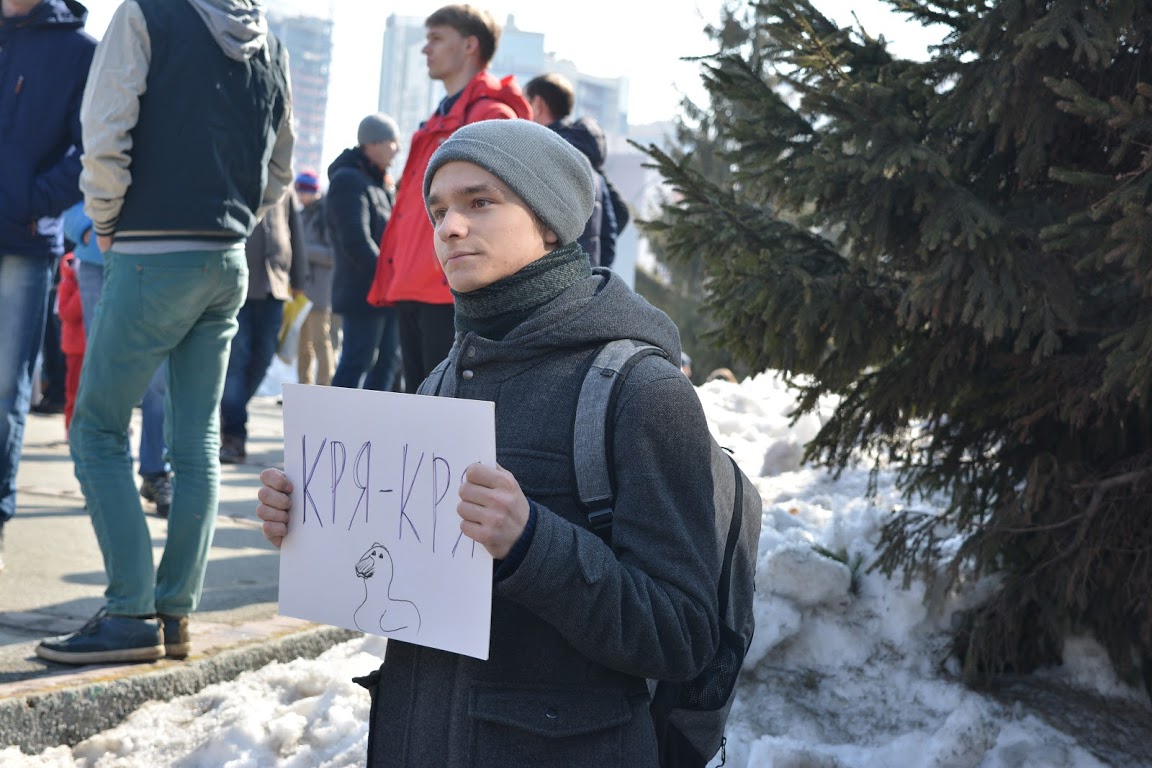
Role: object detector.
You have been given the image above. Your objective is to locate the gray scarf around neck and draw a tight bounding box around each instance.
[452,242,592,340]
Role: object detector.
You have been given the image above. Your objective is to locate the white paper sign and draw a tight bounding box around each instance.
[278,383,495,660]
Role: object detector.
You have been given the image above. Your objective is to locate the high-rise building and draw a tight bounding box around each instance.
[491,16,628,137]
[377,15,443,173]
[267,9,335,176]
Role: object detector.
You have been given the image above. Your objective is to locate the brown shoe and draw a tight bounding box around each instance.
[159,614,190,659]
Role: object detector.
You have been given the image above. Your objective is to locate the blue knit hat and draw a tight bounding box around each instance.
[294,171,319,191]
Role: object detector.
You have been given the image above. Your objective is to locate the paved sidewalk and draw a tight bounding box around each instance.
[0,395,360,754]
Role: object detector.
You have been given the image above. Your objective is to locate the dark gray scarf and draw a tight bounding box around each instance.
[452,242,591,341]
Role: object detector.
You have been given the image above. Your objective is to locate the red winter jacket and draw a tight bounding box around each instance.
[57,255,85,356]
[366,71,531,306]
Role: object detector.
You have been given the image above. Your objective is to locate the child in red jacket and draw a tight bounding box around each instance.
[56,254,85,434]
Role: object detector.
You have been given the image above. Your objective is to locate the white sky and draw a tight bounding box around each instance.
[80,0,945,168]
[5,370,1144,766]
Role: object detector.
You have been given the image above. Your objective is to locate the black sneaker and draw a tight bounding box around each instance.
[30,399,65,415]
[35,609,164,665]
[159,614,190,659]
[219,434,246,465]
[139,472,173,519]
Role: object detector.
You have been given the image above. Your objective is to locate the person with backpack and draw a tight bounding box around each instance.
[256,118,761,767]
[525,72,629,268]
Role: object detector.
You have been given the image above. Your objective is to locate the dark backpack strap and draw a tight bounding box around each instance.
[717,454,744,617]
[604,175,631,232]
[421,356,455,397]
[573,340,664,543]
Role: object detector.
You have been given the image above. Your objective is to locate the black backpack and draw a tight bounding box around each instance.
[603,175,631,233]
[574,340,762,768]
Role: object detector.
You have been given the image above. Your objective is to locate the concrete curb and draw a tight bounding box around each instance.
[1,624,360,755]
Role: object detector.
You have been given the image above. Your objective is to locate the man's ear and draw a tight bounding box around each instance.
[544,229,560,246]
[464,34,480,58]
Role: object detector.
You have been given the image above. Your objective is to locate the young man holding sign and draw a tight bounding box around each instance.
[258,120,722,766]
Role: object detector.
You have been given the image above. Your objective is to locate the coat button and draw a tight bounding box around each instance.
[545,707,558,719]
[466,347,477,358]
[461,369,474,380]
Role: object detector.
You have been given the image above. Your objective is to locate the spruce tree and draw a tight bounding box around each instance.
[644,0,1152,689]
[637,93,749,383]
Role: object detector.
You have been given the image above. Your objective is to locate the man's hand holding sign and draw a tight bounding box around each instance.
[258,384,496,660]
[455,462,531,560]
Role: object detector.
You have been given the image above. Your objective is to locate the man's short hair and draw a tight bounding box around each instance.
[426,5,501,66]
[525,73,575,121]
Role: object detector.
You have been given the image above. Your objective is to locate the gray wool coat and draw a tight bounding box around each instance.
[358,270,723,767]
[299,196,334,312]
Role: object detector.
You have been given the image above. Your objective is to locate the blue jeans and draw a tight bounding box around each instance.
[40,283,66,404]
[0,252,53,524]
[220,297,284,441]
[70,247,247,617]
[77,260,170,477]
[332,309,401,391]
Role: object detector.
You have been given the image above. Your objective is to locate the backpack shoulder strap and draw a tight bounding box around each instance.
[718,452,744,617]
[604,175,631,232]
[420,355,455,397]
[573,339,665,543]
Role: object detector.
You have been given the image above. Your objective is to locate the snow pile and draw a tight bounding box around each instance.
[700,374,1140,768]
[6,637,387,768]
[3,372,1148,768]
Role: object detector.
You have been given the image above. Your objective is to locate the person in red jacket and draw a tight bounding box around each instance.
[366,3,530,392]
[56,253,85,435]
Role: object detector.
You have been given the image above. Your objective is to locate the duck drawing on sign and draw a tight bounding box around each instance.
[353,542,422,634]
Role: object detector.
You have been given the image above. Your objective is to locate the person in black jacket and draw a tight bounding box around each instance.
[525,73,622,268]
[257,119,720,767]
[327,113,403,391]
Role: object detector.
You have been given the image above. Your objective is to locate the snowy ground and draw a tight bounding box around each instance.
[3,370,1149,767]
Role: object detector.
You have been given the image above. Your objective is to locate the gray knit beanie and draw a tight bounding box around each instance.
[422,119,595,246]
[358,112,399,145]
